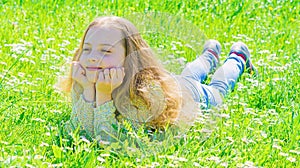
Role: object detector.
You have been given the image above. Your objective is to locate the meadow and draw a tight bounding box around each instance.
[0,0,299,167]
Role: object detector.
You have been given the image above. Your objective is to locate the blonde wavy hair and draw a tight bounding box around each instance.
[58,16,182,129]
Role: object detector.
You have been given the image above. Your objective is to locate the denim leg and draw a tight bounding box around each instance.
[179,53,244,108]
[208,55,245,97]
[176,76,223,108]
[180,52,219,108]
[181,52,218,83]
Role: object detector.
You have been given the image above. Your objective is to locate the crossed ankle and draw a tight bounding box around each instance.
[228,52,256,75]
[207,49,219,62]
[229,51,247,63]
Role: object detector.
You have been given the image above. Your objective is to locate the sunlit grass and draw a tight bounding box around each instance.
[0,0,299,167]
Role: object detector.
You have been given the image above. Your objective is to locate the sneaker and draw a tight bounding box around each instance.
[229,42,258,76]
[202,39,222,64]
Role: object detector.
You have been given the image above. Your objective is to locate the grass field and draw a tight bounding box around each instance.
[0,0,299,167]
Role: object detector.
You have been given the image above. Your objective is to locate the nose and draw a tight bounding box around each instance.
[87,52,103,63]
[88,56,97,63]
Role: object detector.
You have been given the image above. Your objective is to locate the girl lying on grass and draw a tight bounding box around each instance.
[57,16,257,143]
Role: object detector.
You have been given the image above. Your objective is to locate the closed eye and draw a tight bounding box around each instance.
[83,48,91,52]
[101,49,112,53]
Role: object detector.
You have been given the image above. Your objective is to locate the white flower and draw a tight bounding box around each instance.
[152,162,160,167]
[287,157,296,162]
[46,38,55,42]
[25,164,35,168]
[0,61,7,66]
[40,142,50,147]
[0,141,9,145]
[218,113,230,119]
[34,155,44,160]
[260,131,267,138]
[226,136,235,144]
[272,144,282,150]
[221,162,228,167]
[289,150,300,155]
[244,161,256,168]
[193,162,200,167]
[49,163,63,167]
[32,118,45,122]
[279,152,288,157]
[97,156,105,163]
[177,57,186,65]
[177,157,188,162]
[207,156,221,163]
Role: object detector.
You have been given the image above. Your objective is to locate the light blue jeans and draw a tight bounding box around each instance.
[180,52,245,108]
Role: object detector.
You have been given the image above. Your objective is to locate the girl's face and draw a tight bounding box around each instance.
[79,26,126,83]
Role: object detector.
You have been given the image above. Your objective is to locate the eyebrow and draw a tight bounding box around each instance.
[83,43,115,46]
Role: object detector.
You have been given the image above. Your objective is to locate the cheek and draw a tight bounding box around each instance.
[117,56,125,66]
[107,55,125,66]
[78,55,84,62]
[121,57,126,66]
[78,54,87,63]
[118,52,126,64]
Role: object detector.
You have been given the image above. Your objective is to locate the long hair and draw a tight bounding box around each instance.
[58,16,182,129]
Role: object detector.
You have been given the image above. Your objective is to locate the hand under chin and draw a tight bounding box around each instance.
[86,70,98,83]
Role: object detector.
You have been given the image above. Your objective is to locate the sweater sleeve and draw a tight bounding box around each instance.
[93,101,118,142]
[70,91,95,136]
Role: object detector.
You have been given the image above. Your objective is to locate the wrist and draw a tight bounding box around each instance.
[96,94,112,106]
[83,87,95,102]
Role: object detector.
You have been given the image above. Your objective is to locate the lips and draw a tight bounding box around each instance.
[86,67,102,71]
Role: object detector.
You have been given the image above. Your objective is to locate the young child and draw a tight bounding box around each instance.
[58,16,257,142]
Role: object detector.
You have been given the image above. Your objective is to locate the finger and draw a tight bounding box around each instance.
[95,69,100,81]
[72,63,89,84]
[103,69,110,80]
[74,69,88,84]
[121,67,125,77]
[98,70,104,82]
[77,63,86,76]
[110,68,117,79]
[71,61,81,71]
[116,67,125,79]
[72,62,85,76]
